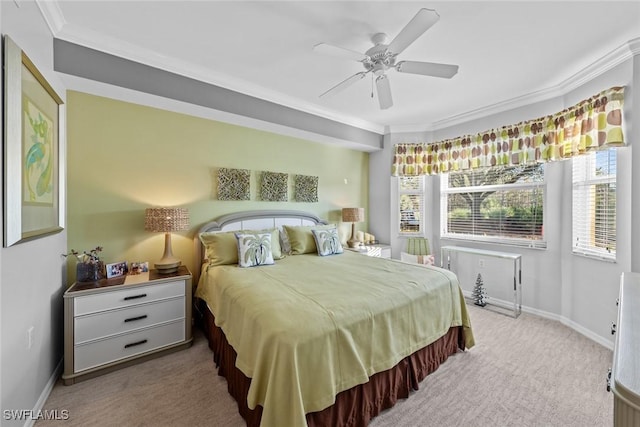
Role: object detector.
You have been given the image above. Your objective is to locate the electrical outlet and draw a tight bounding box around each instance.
[27,326,34,349]
[478,259,485,268]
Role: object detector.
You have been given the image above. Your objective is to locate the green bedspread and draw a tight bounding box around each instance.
[195,250,474,427]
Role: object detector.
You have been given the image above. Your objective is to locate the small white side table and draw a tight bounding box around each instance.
[441,245,522,318]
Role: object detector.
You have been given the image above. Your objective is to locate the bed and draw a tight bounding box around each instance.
[193,210,474,427]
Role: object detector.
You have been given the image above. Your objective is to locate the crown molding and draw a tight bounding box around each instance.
[38,0,638,137]
[558,36,639,94]
[35,0,65,34]
[390,37,640,134]
[58,29,384,135]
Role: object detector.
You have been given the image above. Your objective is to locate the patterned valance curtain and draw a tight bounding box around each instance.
[391,86,625,176]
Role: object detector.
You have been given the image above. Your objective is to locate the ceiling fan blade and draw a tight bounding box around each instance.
[313,43,369,62]
[319,71,368,98]
[375,75,393,109]
[396,60,459,78]
[387,8,440,56]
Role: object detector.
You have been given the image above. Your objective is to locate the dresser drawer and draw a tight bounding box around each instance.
[75,280,184,316]
[75,296,185,344]
[74,320,185,372]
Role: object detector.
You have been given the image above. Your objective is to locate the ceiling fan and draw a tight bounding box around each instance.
[313,8,458,110]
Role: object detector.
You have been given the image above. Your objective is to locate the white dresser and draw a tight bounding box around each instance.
[62,266,192,385]
[609,272,640,426]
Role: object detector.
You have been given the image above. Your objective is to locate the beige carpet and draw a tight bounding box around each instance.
[36,305,613,427]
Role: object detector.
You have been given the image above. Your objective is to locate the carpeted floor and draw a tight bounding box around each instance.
[36,305,613,427]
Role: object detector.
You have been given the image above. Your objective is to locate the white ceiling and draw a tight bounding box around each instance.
[45,1,640,134]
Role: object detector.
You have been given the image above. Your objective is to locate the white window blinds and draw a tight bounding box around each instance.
[572,149,617,260]
[399,176,424,234]
[441,165,545,247]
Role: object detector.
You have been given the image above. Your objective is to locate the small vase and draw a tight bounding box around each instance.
[76,262,103,282]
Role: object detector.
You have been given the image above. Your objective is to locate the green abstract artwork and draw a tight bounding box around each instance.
[23,98,54,205]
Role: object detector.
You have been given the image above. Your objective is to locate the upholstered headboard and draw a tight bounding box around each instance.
[193,210,328,282]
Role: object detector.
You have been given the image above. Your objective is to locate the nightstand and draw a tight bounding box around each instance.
[347,244,391,259]
[62,266,193,385]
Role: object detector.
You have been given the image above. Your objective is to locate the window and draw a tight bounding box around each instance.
[440,165,545,247]
[398,176,424,235]
[572,149,616,260]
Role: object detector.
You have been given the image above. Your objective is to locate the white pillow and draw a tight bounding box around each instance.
[311,227,344,256]
[235,232,275,267]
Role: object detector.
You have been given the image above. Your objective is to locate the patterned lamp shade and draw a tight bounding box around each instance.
[145,208,190,232]
[144,207,190,274]
[342,208,364,223]
[342,208,364,249]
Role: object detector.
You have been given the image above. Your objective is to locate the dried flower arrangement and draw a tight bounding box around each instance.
[63,246,103,264]
[63,246,105,282]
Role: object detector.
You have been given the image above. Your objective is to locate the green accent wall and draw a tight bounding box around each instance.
[66,91,369,282]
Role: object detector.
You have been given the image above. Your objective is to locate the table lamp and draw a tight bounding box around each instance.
[342,207,364,248]
[145,207,190,274]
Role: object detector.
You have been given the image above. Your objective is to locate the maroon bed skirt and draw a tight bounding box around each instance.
[201,302,464,427]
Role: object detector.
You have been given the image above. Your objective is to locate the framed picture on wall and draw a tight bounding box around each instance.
[3,35,64,247]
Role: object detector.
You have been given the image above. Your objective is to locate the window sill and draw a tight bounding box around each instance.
[440,235,547,250]
[572,251,617,263]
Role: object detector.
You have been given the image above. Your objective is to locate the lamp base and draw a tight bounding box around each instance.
[347,239,361,249]
[155,232,181,274]
[155,260,181,274]
[347,222,360,248]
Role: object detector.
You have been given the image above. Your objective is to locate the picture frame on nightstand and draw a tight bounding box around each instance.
[105,261,127,278]
[129,261,149,275]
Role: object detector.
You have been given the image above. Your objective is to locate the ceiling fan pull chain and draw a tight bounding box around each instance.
[371,74,374,98]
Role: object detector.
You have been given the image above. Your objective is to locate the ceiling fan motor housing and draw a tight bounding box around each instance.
[364,33,396,75]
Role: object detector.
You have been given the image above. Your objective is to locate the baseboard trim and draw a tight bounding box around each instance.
[463,290,614,351]
[23,358,64,427]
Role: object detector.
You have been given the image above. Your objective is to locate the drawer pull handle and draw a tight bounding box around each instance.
[611,323,617,335]
[124,293,147,301]
[124,339,148,349]
[607,368,612,392]
[124,315,148,323]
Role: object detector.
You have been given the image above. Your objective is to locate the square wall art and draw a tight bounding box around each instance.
[218,167,250,201]
[294,174,318,202]
[260,172,288,202]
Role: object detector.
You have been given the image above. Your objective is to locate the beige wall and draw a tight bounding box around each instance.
[66,91,369,282]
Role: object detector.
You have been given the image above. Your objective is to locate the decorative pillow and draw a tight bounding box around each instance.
[235,232,274,268]
[251,228,284,260]
[311,227,344,256]
[279,227,291,255]
[283,224,336,255]
[199,228,284,266]
[199,232,238,266]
